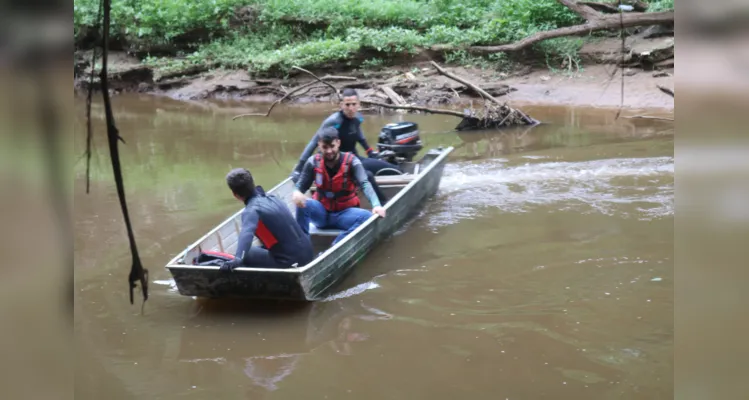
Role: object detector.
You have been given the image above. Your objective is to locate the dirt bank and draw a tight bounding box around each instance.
[74,49,674,112]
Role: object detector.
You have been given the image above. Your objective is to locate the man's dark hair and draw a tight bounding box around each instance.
[340,88,358,99]
[317,126,339,144]
[226,168,256,199]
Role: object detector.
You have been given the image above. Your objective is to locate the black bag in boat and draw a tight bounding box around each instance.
[192,250,235,266]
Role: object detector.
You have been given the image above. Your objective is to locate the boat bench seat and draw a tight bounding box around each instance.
[309,223,342,237]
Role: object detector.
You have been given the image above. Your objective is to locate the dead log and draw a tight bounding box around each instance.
[579,0,648,13]
[430,61,537,127]
[235,63,538,130]
[360,100,468,118]
[430,61,502,104]
[434,1,673,55]
[623,115,674,121]
[380,86,406,106]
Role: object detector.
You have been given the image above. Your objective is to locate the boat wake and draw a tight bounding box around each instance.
[427,156,674,227]
[321,281,381,302]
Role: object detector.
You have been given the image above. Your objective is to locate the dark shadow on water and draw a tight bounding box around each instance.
[188,297,314,318]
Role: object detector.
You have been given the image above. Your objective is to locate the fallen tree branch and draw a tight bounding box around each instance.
[430,61,537,125]
[623,115,674,121]
[233,81,322,119]
[360,100,467,118]
[579,1,648,13]
[433,1,673,55]
[379,86,406,106]
[237,63,538,130]
[657,84,674,98]
[292,66,341,101]
[430,61,503,105]
[232,75,358,119]
[464,11,673,54]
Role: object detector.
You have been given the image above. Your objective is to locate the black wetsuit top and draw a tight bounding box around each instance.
[293,111,374,174]
[235,187,314,267]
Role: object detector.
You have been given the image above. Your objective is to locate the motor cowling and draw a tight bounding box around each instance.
[376,122,422,162]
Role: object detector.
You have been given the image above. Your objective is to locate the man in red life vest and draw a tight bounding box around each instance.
[292,127,387,245]
[220,168,314,272]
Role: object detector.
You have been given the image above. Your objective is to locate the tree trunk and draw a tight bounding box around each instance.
[431,0,673,55]
[465,11,674,54]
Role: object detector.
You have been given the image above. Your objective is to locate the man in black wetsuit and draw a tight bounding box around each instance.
[220,168,314,272]
[290,88,399,205]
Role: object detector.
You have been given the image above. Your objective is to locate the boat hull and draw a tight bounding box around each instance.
[165,146,453,301]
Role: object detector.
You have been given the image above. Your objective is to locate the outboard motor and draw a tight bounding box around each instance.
[376,122,423,163]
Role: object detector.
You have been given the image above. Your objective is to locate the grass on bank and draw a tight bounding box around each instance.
[74,0,673,76]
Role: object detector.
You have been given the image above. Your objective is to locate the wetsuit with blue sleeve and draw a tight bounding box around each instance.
[291,111,395,203]
[293,111,375,172]
[225,186,314,270]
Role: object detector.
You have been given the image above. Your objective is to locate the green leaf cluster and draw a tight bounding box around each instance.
[75,0,674,75]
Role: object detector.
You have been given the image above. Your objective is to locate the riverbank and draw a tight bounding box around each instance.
[74,49,674,112]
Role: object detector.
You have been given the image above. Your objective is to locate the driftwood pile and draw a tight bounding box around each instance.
[233,61,538,130]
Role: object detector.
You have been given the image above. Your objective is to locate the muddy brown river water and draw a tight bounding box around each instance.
[74,95,673,399]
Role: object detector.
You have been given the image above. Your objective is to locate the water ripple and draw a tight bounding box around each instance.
[428,156,674,227]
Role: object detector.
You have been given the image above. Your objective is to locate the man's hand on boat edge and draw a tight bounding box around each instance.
[372,206,386,218]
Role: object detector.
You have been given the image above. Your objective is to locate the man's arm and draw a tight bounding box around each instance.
[234,208,260,260]
[294,158,315,194]
[293,114,342,175]
[354,114,376,156]
[350,157,381,208]
[292,134,319,176]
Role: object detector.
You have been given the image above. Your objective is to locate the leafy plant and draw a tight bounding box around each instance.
[76,0,674,76]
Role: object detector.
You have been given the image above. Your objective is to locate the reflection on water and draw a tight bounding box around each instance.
[75,94,673,399]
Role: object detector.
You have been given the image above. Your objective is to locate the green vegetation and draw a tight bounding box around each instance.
[74,0,674,76]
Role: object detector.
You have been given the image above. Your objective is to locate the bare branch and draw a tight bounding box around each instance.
[360,99,468,118]
[430,61,503,105]
[292,66,341,101]
[430,61,537,125]
[233,81,321,119]
[232,75,358,120]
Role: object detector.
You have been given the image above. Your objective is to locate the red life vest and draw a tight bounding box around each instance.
[313,152,360,212]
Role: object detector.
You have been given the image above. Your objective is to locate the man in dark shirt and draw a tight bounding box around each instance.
[293,127,386,246]
[290,88,399,205]
[220,168,314,271]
